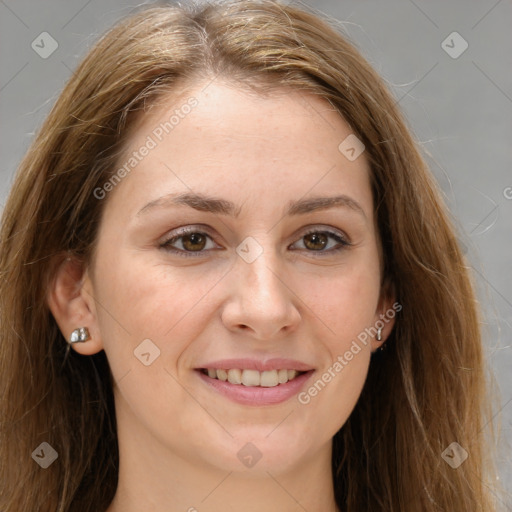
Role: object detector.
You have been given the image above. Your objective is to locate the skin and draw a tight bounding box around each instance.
[48,80,395,512]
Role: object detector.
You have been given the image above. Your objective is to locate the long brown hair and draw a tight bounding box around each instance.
[0,1,500,510]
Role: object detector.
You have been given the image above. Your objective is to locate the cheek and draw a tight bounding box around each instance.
[302,254,382,351]
[293,264,379,433]
[91,250,220,444]
[92,248,229,374]
[299,344,371,440]
[293,250,380,424]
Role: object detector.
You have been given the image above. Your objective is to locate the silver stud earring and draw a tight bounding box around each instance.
[69,327,91,344]
[376,327,382,342]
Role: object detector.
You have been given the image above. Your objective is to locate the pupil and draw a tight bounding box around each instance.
[184,233,206,251]
[305,233,327,250]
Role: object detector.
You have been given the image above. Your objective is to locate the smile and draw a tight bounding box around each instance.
[200,368,304,387]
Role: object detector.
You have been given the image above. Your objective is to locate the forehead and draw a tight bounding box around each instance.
[103,80,373,222]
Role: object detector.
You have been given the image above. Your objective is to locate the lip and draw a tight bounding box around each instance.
[196,368,315,406]
[197,358,314,372]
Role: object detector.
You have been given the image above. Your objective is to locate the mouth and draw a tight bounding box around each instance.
[195,360,314,405]
[199,368,306,387]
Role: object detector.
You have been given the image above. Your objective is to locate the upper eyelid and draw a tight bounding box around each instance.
[161,225,217,244]
[163,223,348,238]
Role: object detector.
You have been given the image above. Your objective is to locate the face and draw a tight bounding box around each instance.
[81,81,393,475]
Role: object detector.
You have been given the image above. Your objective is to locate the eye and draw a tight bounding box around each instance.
[290,228,351,255]
[159,226,351,258]
[160,227,218,257]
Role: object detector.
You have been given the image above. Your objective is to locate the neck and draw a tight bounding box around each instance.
[108,468,339,512]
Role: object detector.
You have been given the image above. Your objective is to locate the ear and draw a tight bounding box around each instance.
[47,255,104,355]
[370,277,399,352]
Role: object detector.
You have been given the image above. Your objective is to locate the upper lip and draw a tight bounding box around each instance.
[197,358,314,372]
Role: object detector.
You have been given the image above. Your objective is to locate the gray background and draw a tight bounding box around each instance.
[1,0,510,506]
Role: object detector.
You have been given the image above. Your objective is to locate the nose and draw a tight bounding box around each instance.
[221,248,301,341]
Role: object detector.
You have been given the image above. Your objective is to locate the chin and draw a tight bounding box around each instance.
[195,428,321,476]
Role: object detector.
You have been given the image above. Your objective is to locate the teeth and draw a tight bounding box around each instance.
[278,369,288,384]
[227,369,242,385]
[216,369,228,381]
[287,370,298,380]
[260,370,279,387]
[241,369,260,386]
[204,368,304,387]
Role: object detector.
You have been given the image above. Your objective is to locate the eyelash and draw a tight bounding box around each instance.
[159,226,351,258]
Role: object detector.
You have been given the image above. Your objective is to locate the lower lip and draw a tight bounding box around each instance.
[196,370,314,406]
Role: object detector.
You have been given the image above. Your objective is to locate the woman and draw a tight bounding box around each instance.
[0,1,500,510]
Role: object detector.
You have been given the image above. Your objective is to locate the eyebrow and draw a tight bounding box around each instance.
[136,192,366,219]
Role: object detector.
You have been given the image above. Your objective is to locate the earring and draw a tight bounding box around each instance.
[69,327,90,344]
[376,327,382,341]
